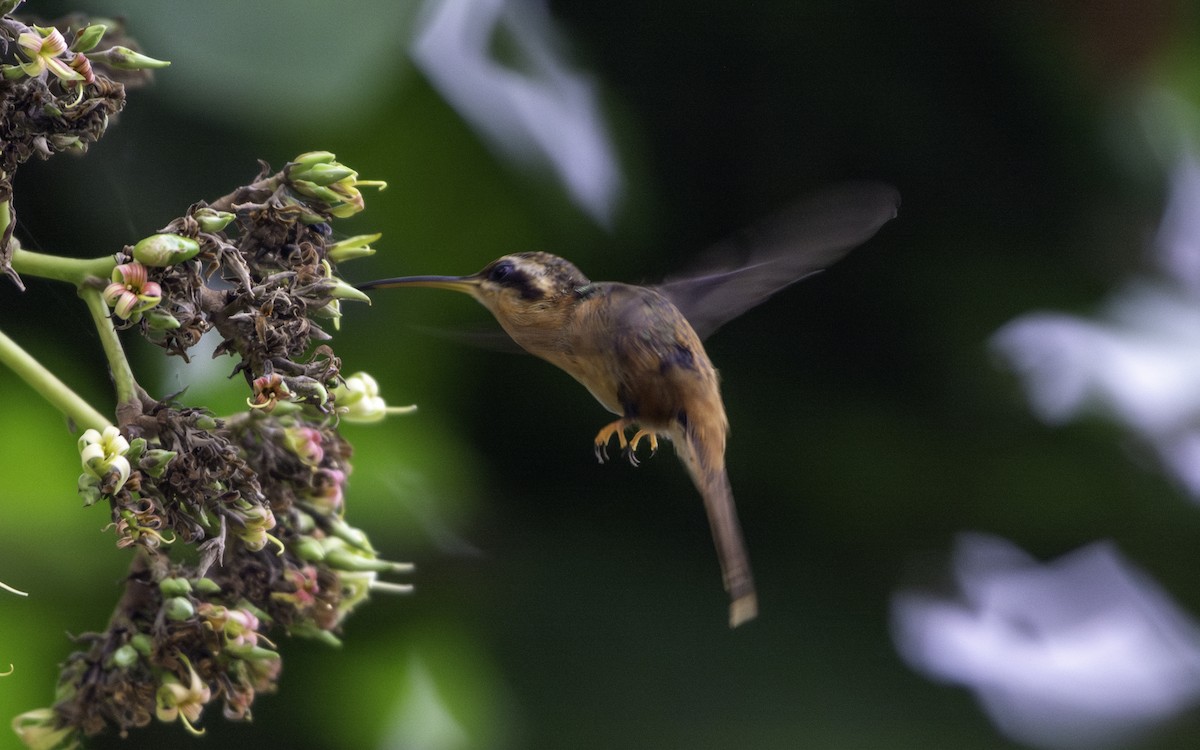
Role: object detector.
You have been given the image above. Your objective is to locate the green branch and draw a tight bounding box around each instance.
[0,326,111,432]
[80,286,138,409]
[10,246,115,285]
[6,248,140,421]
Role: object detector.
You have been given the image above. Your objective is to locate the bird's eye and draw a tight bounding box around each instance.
[488,262,514,283]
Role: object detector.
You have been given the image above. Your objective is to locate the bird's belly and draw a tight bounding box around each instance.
[538,350,624,416]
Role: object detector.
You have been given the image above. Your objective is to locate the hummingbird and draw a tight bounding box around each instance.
[358,181,899,627]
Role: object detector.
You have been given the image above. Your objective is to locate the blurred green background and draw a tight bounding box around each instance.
[4,1,1200,748]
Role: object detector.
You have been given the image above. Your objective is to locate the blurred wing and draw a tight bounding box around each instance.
[655,180,900,339]
[409,323,527,355]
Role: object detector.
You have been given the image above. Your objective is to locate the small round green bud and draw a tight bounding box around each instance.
[159,577,192,597]
[108,643,139,668]
[163,596,195,621]
[130,633,153,655]
[132,233,200,266]
[194,415,219,431]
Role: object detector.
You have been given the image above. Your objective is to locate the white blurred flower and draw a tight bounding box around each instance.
[892,533,1200,750]
[334,372,417,423]
[992,153,1200,497]
[412,0,622,225]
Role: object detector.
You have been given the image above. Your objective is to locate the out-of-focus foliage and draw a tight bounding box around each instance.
[6,1,1200,748]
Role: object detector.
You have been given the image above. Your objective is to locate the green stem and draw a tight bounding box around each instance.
[80,287,138,408]
[0,326,111,432]
[10,247,115,285]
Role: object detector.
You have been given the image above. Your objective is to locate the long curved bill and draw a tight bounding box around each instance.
[357,275,481,295]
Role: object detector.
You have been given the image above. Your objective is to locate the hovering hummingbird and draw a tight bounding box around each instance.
[359,181,899,627]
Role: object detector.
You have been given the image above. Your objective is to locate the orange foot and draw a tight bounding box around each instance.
[624,429,660,467]
[594,419,631,463]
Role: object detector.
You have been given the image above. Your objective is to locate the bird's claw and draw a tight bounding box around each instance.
[594,421,659,466]
[593,419,630,464]
[624,429,659,467]
[623,444,640,467]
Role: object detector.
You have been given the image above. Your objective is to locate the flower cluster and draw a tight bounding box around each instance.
[21,395,411,745]
[96,152,383,412]
[12,148,408,747]
[0,1,417,742]
[0,10,167,289]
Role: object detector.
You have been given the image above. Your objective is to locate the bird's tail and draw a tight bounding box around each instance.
[676,424,758,627]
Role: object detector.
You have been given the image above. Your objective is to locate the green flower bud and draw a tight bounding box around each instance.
[291,151,337,169]
[224,643,280,661]
[125,436,147,464]
[327,233,381,264]
[290,163,356,186]
[193,207,235,233]
[194,415,219,431]
[326,515,374,551]
[326,277,372,304]
[159,577,192,597]
[237,600,271,622]
[71,24,107,53]
[144,308,181,331]
[295,510,316,534]
[108,643,139,668]
[291,179,342,205]
[293,536,326,562]
[77,473,101,507]
[163,596,195,621]
[310,301,343,323]
[194,577,221,595]
[92,45,170,70]
[139,448,177,478]
[288,621,343,647]
[133,233,200,266]
[130,633,153,655]
[322,538,409,573]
